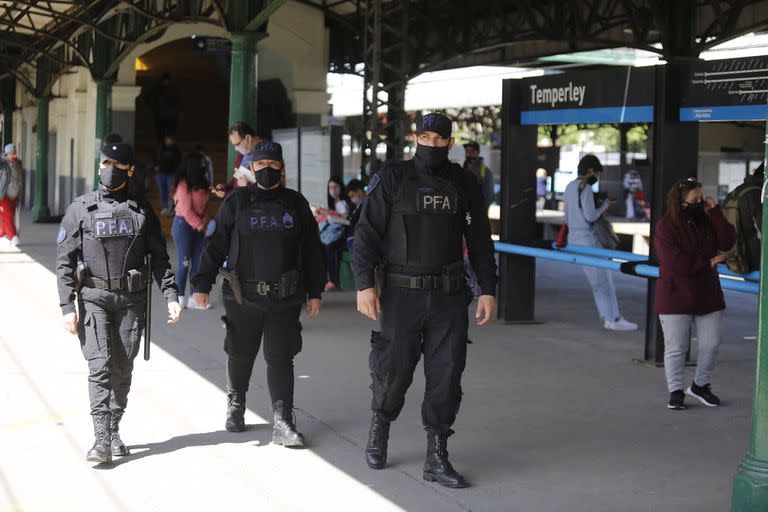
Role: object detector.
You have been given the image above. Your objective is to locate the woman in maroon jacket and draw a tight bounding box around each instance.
[654,177,736,410]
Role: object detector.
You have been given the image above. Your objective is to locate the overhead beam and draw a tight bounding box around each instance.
[244,0,289,32]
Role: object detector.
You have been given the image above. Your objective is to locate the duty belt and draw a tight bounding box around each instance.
[386,272,464,292]
[81,271,149,292]
[241,270,300,300]
[242,280,280,296]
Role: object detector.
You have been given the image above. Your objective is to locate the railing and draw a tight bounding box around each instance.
[494,242,759,295]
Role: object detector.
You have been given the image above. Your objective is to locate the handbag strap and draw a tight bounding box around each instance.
[576,181,592,225]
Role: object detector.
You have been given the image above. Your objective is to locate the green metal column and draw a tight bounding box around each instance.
[93,80,112,189]
[31,96,50,222]
[732,111,768,510]
[227,32,259,178]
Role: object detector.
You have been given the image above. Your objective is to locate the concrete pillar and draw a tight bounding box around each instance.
[32,96,50,222]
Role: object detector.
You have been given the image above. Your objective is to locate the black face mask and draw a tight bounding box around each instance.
[587,175,598,185]
[684,201,706,218]
[415,144,449,170]
[255,167,282,189]
[99,165,128,191]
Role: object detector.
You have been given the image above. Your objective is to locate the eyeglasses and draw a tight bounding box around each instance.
[678,177,701,189]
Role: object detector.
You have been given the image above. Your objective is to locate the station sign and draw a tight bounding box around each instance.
[680,56,768,121]
[520,68,655,125]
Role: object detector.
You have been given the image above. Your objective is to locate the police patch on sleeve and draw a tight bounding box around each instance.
[366,173,382,194]
[56,226,67,243]
[205,219,217,237]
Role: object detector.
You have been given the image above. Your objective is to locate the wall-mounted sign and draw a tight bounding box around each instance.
[680,57,768,122]
[520,68,654,125]
[192,37,232,55]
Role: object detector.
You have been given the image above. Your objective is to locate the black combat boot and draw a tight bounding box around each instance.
[110,412,130,456]
[225,391,247,432]
[365,413,390,469]
[423,431,469,488]
[86,412,112,464]
[272,401,305,448]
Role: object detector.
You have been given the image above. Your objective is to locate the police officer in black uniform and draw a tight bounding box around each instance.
[192,141,325,448]
[57,143,183,464]
[353,113,498,488]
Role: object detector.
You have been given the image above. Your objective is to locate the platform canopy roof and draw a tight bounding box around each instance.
[0,0,280,95]
[2,1,768,95]
[320,0,768,76]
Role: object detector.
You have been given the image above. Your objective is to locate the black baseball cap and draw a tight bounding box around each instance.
[100,143,134,165]
[416,113,452,139]
[249,141,283,164]
[577,154,602,175]
[463,141,480,151]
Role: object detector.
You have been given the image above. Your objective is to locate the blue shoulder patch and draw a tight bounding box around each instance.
[367,173,382,194]
[56,227,66,243]
[205,219,217,237]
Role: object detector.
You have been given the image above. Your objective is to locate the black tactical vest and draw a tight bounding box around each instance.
[385,162,465,273]
[228,189,302,282]
[80,193,147,280]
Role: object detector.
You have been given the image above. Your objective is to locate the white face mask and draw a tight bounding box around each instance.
[234,138,249,155]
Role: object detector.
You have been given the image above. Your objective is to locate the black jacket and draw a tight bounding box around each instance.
[352,155,498,296]
[56,186,178,315]
[192,185,326,301]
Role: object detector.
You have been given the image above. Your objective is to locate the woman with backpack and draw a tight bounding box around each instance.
[0,143,23,247]
[655,177,736,410]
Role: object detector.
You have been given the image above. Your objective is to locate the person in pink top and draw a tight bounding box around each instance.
[172,153,211,309]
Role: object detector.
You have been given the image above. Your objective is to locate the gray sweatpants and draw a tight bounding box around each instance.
[659,311,723,392]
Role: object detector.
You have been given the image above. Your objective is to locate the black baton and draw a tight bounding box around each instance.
[144,254,152,361]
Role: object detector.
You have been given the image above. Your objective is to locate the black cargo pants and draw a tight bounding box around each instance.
[77,288,145,418]
[222,297,303,406]
[370,286,472,434]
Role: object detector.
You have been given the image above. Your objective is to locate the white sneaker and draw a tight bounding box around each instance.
[188,295,211,310]
[604,317,639,331]
[10,235,19,246]
[0,237,10,250]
